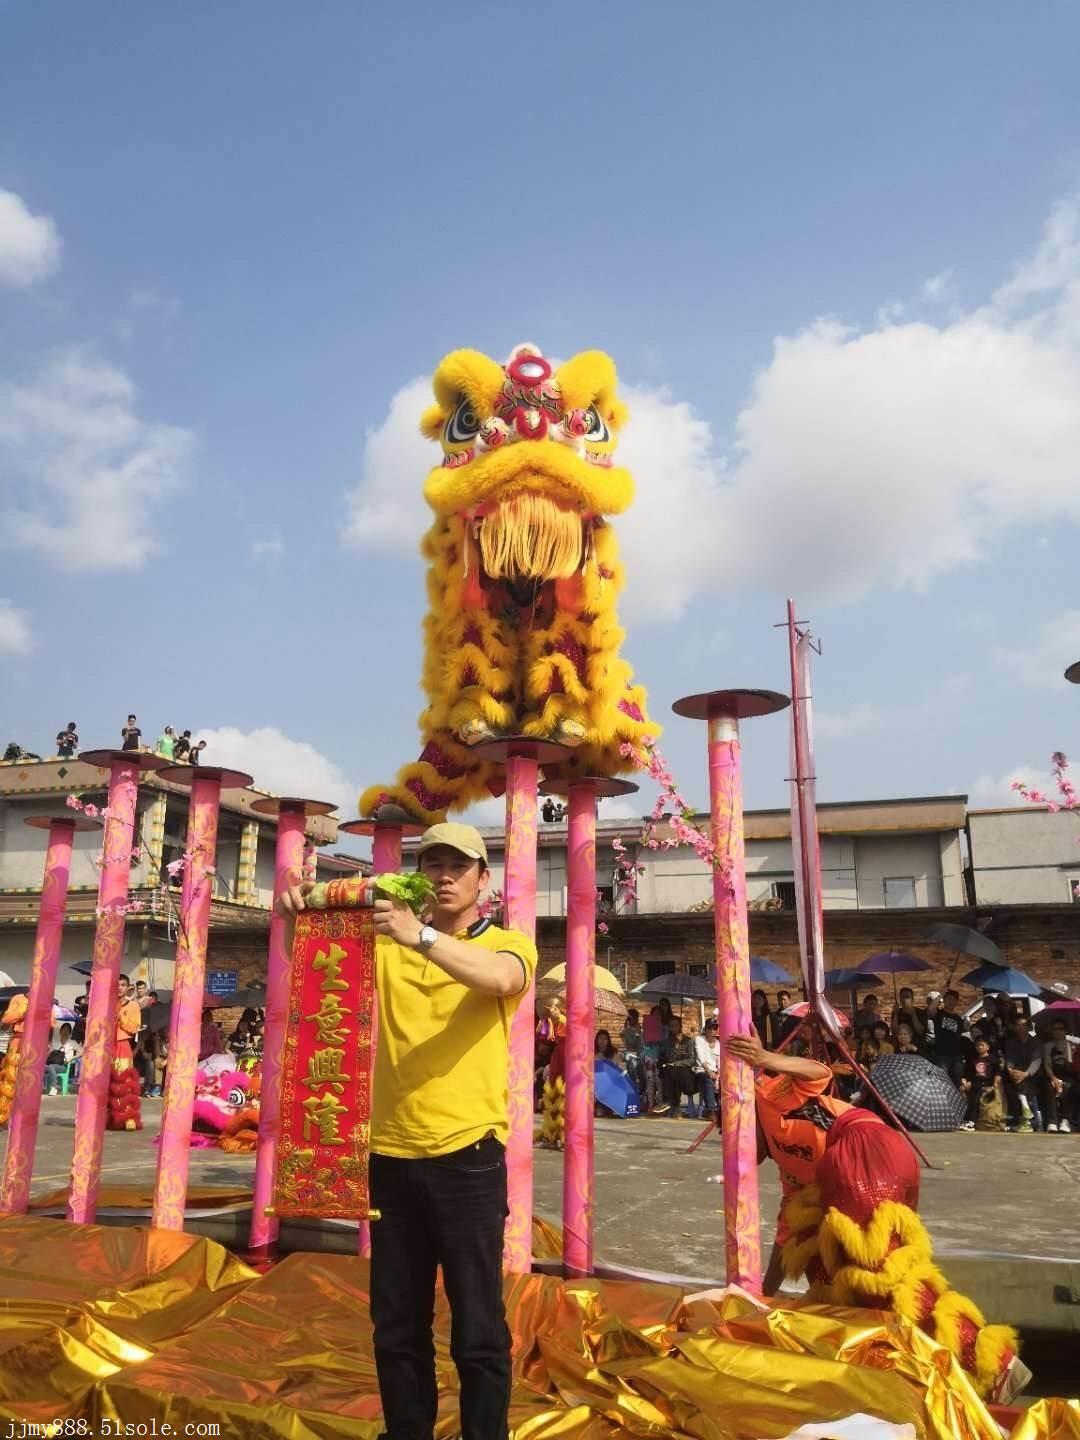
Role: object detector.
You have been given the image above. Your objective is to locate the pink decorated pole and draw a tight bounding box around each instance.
[673,690,789,1290]
[250,796,337,1253]
[339,816,419,1259]
[563,781,596,1276]
[153,765,252,1230]
[0,815,96,1214]
[502,752,539,1273]
[543,774,638,1277]
[68,750,165,1225]
[473,737,563,1274]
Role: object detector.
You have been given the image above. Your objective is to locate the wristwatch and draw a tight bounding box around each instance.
[417,924,438,951]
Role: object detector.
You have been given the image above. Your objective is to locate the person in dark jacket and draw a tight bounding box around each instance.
[1003,1014,1044,1132]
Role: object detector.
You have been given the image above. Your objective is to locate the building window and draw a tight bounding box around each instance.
[597,884,615,912]
[771,880,797,909]
[687,964,709,978]
[884,877,917,909]
[645,960,675,981]
[1068,877,1080,905]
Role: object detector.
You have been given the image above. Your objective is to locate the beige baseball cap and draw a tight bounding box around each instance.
[416,822,489,865]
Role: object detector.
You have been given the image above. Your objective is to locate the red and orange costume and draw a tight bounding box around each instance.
[107,996,143,1132]
[764,1069,1024,1403]
[0,992,28,1129]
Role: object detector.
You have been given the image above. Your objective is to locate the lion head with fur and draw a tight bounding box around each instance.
[420,344,631,586]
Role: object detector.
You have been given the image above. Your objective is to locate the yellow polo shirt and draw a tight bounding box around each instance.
[371,919,537,1158]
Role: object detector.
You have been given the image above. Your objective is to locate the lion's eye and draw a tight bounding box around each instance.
[446,399,481,444]
[584,406,610,442]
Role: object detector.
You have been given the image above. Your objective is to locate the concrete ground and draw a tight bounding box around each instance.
[11,1098,1078,1268]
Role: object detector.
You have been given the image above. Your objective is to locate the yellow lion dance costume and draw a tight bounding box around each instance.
[361,343,659,824]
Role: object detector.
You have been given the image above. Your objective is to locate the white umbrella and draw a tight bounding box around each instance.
[0,972,15,988]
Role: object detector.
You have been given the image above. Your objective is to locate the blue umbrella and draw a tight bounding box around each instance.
[594,1059,640,1118]
[70,960,94,976]
[750,957,795,985]
[961,964,1042,997]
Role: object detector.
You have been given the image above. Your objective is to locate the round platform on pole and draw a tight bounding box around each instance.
[251,796,339,820]
[1066,660,1080,685]
[539,775,640,799]
[339,817,426,838]
[78,749,170,773]
[158,765,255,790]
[24,814,101,832]
[671,688,790,721]
[471,736,569,766]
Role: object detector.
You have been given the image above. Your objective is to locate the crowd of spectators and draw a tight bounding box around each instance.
[843,986,1079,1133]
[535,984,1079,1135]
[2,714,208,766]
[39,976,265,1099]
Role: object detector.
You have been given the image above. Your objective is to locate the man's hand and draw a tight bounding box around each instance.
[727,1033,765,1068]
[275,881,316,917]
[373,896,424,949]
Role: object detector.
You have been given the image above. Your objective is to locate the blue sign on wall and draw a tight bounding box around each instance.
[207,969,238,996]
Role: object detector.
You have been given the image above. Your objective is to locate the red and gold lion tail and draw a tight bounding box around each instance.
[779,1187,1026,1404]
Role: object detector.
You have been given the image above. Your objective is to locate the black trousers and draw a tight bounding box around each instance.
[370,1136,511,1440]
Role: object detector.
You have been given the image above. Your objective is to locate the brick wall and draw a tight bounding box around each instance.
[539,904,1080,1006]
[207,902,1080,1008]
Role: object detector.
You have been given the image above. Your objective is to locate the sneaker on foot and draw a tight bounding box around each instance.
[47,1088,58,1096]
[1061,1119,1072,1133]
[1047,1123,1059,1133]
[1016,1121,1033,1133]
[652,1103,671,1115]
[961,1121,975,1131]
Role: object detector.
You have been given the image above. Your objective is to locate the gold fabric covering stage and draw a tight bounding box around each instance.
[0,1215,1075,1439]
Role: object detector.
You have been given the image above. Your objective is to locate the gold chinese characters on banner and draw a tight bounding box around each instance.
[271,904,377,1219]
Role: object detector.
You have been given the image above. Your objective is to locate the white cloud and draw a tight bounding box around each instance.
[969,764,1046,808]
[0,600,32,655]
[342,194,1080,620]
[814,704,883,739]
[191,726,354,815]
[815,676,969,740]
[342,378,431,550]
[996,609,1080,688]
[0,348,193,571]
[0,188,61,286]
[921,268,955,302]
[251,538,285,559]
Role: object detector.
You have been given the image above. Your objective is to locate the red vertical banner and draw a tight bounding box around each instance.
[271,906,377,1219]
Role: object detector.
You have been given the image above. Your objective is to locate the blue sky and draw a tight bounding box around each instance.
[2,5,1080,842]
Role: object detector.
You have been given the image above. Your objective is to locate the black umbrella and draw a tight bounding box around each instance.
[868,1053,966,1132]
[926,923,1004,986]
[636,972,716,1001]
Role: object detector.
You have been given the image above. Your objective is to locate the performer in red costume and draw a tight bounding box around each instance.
[727,1032,1024,1404]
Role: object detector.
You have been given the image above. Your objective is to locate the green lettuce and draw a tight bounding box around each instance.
[373,871,436,915]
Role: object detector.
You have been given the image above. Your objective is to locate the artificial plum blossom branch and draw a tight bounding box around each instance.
[1013,752,1079,897]
[620,739,733,884]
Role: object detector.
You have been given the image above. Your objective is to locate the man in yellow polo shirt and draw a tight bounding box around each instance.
[278,821,536,1440]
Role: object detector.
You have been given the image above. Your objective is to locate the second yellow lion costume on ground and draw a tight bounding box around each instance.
[361,343,658,824]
